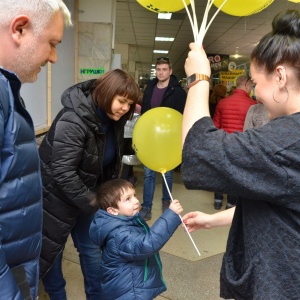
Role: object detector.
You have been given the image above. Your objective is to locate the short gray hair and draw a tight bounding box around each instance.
[0,0,72,34]
[236,75,250,88]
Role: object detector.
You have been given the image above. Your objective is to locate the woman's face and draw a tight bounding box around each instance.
[250,64,286,120]
[106,95,134,121]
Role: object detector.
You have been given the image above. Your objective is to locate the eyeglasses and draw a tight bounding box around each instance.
[156,56,170,62]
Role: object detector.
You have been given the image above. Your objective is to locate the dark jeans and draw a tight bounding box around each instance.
[121,164,134,180]
[42,213,102,300]
[142,166,172,209]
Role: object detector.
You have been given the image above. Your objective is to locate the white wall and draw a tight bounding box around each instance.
[79,0,116,49]
[79,0,114,23]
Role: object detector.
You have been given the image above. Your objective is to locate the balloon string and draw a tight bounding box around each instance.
[182,0,229,45]
[181,0,197,41]
[162,172,201,256]
[203,0,229,38]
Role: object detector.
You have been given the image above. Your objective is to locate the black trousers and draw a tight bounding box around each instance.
[214,192,238,206]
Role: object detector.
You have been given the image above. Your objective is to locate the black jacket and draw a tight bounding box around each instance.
[141,75,186,114]
[39,80,127,278]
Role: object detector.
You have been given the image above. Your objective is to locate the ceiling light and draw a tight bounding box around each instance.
[234,47,239,59]
[158,13,172,19]
[153,50,169,54]
[155,37,174,42]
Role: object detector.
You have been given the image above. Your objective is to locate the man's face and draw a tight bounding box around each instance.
[13,11,64,83]
[155,63,172,83]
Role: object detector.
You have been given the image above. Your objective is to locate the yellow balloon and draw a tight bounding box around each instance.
[136,0,190,13]
[132,107,182,173]
[213,0,273,16]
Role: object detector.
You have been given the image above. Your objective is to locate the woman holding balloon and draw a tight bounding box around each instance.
[182,10,300,299]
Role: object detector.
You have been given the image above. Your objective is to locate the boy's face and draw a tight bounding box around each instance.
[113,187,140,217]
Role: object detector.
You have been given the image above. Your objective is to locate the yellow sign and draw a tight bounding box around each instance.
[220,70,244,81]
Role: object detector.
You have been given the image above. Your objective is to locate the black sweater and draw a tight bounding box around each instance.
[182,116,300,300]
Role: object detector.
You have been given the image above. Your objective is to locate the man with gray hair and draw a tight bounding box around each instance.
[0,1,72,299]
[213,75,255,133]
[212,75,256,210]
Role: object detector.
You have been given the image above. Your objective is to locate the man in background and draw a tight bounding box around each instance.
[0,1,72,298]
[213,75,256,210]
[140,57,187,221]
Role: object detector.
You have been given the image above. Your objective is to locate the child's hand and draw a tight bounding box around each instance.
[169,199,183,215]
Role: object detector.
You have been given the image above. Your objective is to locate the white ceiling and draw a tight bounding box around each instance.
[115,0,300,81]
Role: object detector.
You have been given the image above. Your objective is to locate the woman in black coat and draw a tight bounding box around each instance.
[39,69,140,300]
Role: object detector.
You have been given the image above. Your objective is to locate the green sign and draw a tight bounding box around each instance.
[80,68,105,75]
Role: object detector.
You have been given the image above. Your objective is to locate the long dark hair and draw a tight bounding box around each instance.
[251,10,300,80]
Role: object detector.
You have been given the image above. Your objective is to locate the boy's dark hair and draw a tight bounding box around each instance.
[91,179,134,210]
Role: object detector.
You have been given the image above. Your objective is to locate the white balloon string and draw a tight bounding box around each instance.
[198,0,211,44]
[181,0,197,41]
[162,172,201,256]
[204,0,229,37]
[182,0,229,46]
[191,0,199,43]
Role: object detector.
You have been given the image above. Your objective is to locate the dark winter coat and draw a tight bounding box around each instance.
[182,116,300,300]
[89,208,181,300]
[0,68,42,299]
[39,80,127,278]
[141,74,186,114]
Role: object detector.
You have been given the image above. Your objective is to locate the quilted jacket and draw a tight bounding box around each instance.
[0,68,42,299]
[89,208,181,300]
[213,89,256,133]
[39,80,127,278]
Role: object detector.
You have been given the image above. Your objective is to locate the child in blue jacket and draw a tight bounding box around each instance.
[89,178,183,300]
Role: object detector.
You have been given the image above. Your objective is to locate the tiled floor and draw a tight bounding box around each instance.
[38,165,230,300]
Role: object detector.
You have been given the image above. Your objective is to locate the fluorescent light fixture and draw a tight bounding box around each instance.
[155,37,174,42]
[158,13,172,19]
[152,64,155,67]
[153,50,169,54]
